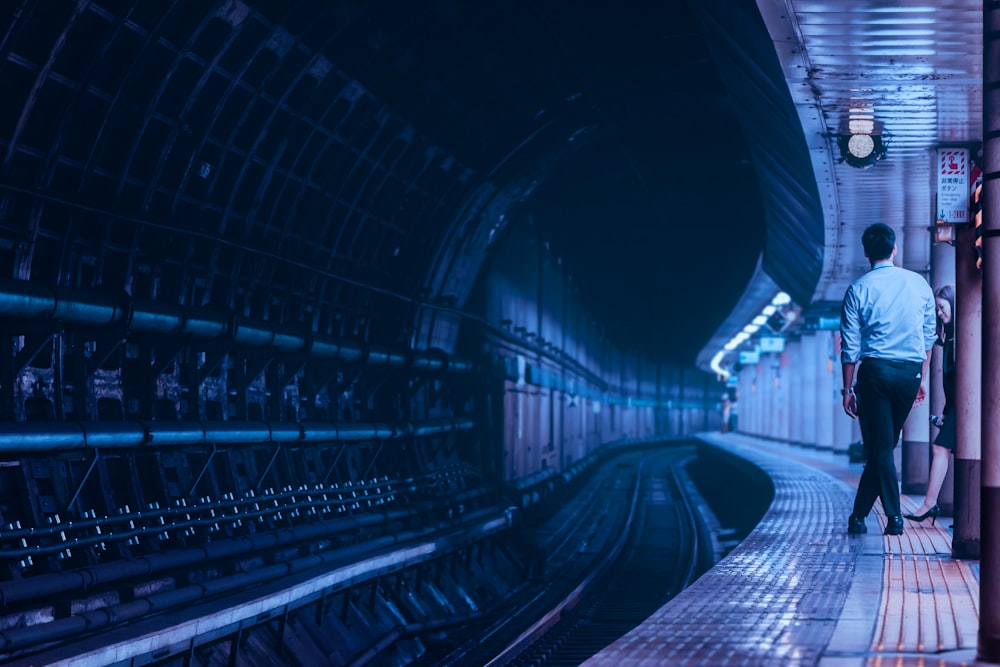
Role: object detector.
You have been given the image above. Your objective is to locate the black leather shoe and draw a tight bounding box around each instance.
[884,514,904,535]
[847,514,867,534]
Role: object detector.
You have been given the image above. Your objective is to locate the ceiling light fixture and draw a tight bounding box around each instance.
[837,132,889,169]
[848,133,875,157]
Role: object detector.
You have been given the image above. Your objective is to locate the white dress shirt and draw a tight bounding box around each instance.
[840,261,936,365]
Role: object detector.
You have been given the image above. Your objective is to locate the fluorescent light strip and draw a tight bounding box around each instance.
[714,291,795,378]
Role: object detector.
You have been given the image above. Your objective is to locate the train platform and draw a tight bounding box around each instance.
[583,432,984,667]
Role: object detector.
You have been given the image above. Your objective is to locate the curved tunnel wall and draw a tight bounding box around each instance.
[0,0,713,379]
[0,0,724,588]
[472,223,722,478]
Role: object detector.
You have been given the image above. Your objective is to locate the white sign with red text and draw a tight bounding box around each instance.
[937,148,970,223]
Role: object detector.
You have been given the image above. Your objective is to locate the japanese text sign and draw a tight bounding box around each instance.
[937,148,970,223]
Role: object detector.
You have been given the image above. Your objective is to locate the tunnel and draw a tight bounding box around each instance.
[0,0,934,665]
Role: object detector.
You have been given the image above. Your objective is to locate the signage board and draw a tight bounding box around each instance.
[759,335,785,353]
[937,148,970,223]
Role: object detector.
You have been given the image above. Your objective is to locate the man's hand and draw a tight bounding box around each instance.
[915,351,932,408]
[843,392,857,419]
[913,383,927,407]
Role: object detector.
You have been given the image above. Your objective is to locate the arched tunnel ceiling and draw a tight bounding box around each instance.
[0,0,817,366]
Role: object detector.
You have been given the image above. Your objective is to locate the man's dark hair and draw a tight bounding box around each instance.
[862,223,895,261]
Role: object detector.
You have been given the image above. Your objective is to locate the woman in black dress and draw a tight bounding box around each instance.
[905,284,955,524]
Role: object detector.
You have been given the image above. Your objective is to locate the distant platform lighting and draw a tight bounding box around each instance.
[714,290,798,379]
[711,351,729,379]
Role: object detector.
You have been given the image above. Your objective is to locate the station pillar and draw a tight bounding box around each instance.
[775,351,790,442]
[900,222,933,493]
[815,330,835,450]
[954,220,981,560]
[800,333,818,447]
[931,233,957,513]
[769,347,779,441]
[737,366,751,435]
[765,354,778,440]
[787,337,803,445]
[832,333,852,454]
[977,3,1000,658]
[746,363,758,436]
[755,362,765,437]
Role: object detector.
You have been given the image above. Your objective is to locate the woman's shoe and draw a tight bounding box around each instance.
[904,504,940,525]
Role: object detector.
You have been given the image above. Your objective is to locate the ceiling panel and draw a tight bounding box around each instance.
[756,0,982,305]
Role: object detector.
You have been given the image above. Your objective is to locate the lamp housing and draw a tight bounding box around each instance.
[837,133,888,168]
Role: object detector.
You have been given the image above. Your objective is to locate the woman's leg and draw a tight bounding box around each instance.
[913,443,950,513]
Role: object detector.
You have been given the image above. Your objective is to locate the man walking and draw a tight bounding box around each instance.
[840,223,936,535]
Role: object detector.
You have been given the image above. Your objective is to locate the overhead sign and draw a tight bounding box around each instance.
[936,148,970,223]
[759,335,785,353]
[738,349,760,365]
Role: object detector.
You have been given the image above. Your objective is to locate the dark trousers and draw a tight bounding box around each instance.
[852,358,923,518]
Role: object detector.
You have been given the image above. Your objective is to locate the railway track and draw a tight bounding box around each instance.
[0,442,712,666]
[421,443,708,667]
[507,451,703,666]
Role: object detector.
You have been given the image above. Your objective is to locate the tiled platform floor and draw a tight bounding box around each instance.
[583,433,985,667]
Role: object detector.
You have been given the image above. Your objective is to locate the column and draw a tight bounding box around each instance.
[775,351,790,442]
[753,360,763,436]
[739,363,750,435]
[800,334,818,446]
[755,360,765,437]
[815,330,835,450]
[900,223,932,494]
[832,332,852,454]
[953,222,980,560]
[760,354,779,438]
[737,368,750,435]
[754,363,768,436]
[931,232,957,513]
[787,337,803,445]
[977,3,1000,658]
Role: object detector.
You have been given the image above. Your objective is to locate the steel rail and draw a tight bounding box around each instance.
[418,452,646,667]
[481,461,646,667]
[506,451,705,666]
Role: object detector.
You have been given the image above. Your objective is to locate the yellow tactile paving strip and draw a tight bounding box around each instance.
[871,507,980,662]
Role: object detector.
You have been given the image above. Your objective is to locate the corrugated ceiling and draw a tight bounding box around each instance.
[761,0,982,303]
[698,0,983,372]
